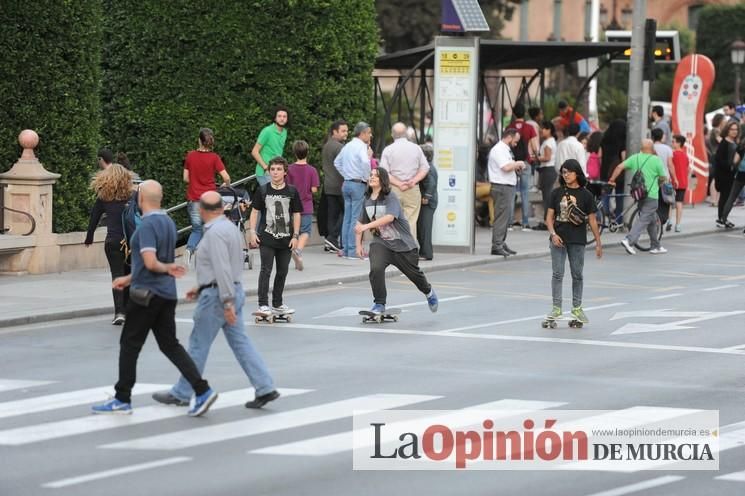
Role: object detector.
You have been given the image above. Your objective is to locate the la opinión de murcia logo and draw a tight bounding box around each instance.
[352,410,719,471]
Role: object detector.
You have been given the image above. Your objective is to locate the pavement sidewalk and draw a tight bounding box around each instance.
[0,203,742,327]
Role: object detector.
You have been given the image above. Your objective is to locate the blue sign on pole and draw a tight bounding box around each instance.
[441,0,464,32]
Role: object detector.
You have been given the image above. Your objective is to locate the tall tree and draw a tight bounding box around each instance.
[376,0,515,53]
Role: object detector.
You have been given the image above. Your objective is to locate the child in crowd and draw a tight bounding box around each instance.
[287,140,320,271]
[671,135,690,232]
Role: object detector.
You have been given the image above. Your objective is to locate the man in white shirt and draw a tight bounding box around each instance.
[488,128,526,256]
[379,122,430,239]
[555,123,587,173]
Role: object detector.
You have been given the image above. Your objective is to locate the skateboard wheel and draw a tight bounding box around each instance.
[392,315,399,322]
[549,321,557,329]
[541,321,548,328]
[255,317,261,324]
[286,316,293,323]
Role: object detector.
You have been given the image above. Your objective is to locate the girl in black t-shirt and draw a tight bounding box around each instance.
[545,159,602,325]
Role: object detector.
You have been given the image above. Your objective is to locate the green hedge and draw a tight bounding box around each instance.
[696,4,745,105]
[0,2,102,232]
[102,0,378,212]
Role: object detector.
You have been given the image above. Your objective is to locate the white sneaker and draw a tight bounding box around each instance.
[183,248,192,266]
[649,246,668,254]
[257,305,272,316]
[272,304,295,315]
[620,238,636,255]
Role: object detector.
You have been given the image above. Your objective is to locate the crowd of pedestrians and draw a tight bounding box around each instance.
[84,98,743,414]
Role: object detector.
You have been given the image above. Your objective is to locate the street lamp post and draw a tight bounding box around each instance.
[731,39,745,103]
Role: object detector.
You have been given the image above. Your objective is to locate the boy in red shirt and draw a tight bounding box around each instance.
[671,135,689,232]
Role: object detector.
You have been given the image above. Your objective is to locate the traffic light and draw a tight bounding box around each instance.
[606,29,680,65]
[643,19,657,81]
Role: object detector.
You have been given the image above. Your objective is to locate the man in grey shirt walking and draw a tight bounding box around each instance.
[152,191,280,410]
[322,120,348,252]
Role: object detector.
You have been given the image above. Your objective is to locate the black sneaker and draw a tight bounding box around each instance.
[152,391,189,407]
[491,248,510,256]
[716,219,725,228]
[725,220,735,229]
[324,239,341,252]
[503,245,517,255]
[245,390,280,409]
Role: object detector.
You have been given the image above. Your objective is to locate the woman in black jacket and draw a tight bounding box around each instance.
[714,121,740,228]
[85,164,136,325]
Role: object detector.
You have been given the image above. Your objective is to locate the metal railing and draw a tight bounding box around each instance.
[166,174,257,236]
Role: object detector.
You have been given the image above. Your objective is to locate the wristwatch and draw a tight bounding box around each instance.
[549,231,557,237]
[223,301,234,310]
[292,234,299,239]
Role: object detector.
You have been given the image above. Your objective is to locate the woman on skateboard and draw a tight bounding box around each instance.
[545,159,602,326]
[354,168,438,316]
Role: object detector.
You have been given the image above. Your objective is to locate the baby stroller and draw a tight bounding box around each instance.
[218,185,253,270]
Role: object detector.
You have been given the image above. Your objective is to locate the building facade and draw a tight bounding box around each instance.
[500,0,740,42]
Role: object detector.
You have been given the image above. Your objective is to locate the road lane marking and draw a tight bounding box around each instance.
[649,293,683,300]
[250,399,566,456]
[439,303,628,333]
[0,383,168,420]
[702,284,739,292]
[0,379,55,393]
[0,388,311,445]
[312,295,474,319]
[41,457,191,488]
[580,476,685,496]
[721,344,745,352]
[716,470,745,482]
[101,393,441,451]
[233,320,745,356]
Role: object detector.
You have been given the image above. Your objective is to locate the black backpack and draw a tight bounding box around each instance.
[629,156,651,202]
[120,190,142,265]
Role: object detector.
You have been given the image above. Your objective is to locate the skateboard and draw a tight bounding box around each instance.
[541,317,585,329]
[252,309,295,324]
[359,308,402,324]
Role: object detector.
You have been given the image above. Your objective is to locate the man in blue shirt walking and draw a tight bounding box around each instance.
[92,180,218,417]
[334,121,373,259]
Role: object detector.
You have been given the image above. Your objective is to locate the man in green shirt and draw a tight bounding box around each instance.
[251,106,288,186]
[608,139,668,255]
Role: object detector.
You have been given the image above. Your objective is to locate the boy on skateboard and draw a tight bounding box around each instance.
[354,167,438,316]
[248,157,302,318]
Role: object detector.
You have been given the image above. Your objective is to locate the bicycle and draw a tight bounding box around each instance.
[585,181,663,251]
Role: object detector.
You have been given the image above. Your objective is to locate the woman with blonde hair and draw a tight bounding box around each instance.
[85,164,135,325]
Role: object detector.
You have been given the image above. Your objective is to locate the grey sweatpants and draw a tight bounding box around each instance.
[625,197,660,249]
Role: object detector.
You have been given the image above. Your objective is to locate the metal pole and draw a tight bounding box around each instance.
[588,0,600,125]
[625,0,647,155]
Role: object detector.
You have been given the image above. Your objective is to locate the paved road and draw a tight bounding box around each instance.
[1,232,743,496]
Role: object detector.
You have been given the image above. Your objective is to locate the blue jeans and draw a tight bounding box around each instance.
[550,242,585,308]
[509,168,531,226]
[341,180,366,257]
[186,201,203,251]
[170,284,274,401]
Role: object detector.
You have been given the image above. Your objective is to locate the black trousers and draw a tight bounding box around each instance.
[115,296,208,403]
[104,239,129,315]
[325,194,344,248]
[716,175,734,221]
[417,206,435,259]
[722,175,745,222]
[258,244,291,307]
[317,192,328,237]
[538,167,558,220]
[657,196,670,225]
[369,243,431,305]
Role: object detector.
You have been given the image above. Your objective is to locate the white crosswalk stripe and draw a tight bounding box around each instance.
[251,399,566,456]
[0,388,312,445]
[0,379,55,393]
[101,393,441,451]
[715,469,745,482]
[0,383,168,420]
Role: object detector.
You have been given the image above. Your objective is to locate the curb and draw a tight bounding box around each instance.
[0,227,725,328]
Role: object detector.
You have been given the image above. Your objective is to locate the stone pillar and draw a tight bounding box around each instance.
[0,130,61,273]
